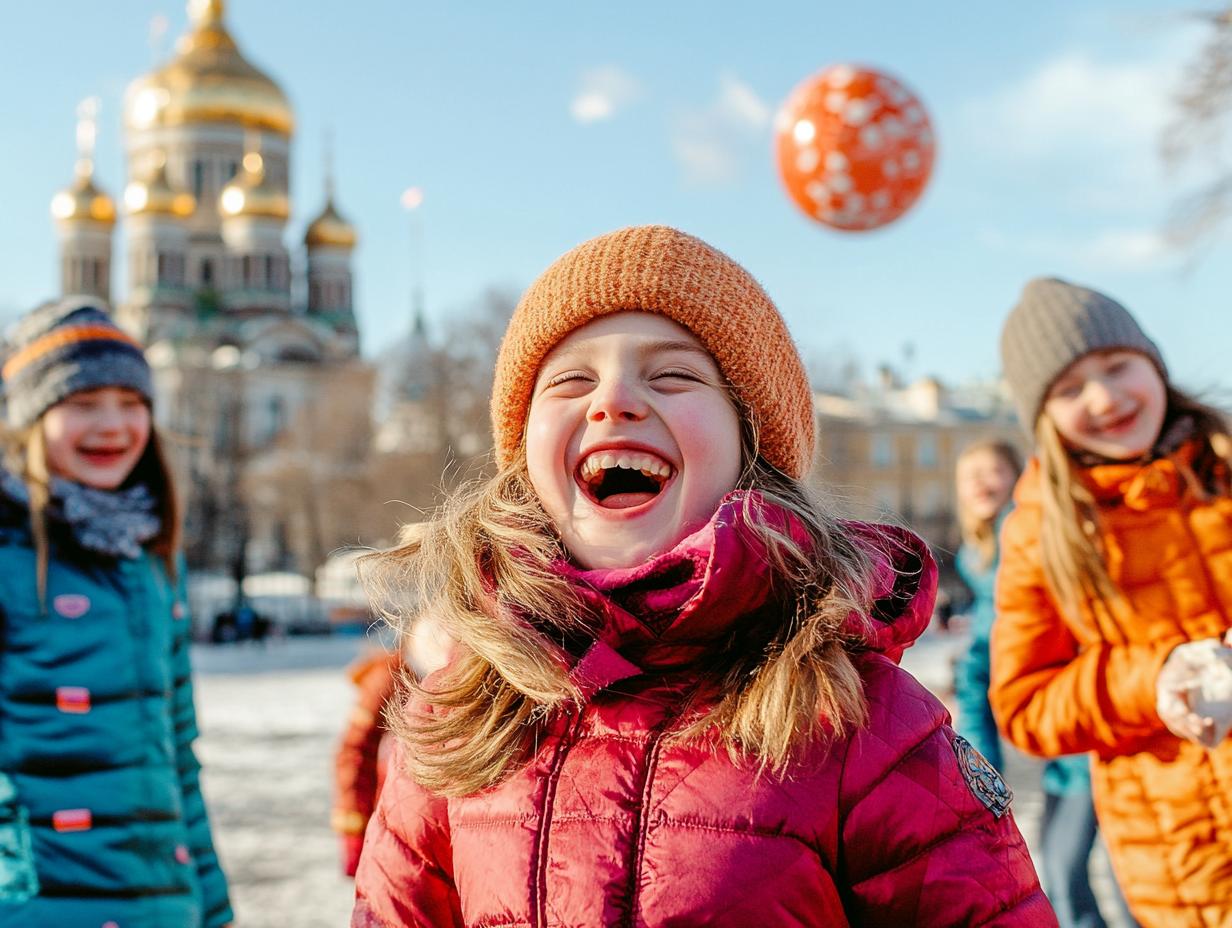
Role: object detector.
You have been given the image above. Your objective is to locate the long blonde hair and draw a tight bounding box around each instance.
[956,440,1022,571]
[363,426,895,797]
[1036,386,1232,616]
[3,419,180,607]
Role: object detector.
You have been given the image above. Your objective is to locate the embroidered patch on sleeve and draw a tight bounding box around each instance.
[952,734,1013,819]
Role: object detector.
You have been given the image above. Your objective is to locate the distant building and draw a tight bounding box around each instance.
[809,371,1022,553]
[48,0,373,580]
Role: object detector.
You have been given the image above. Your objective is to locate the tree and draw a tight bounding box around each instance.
[1164,7,1232,244]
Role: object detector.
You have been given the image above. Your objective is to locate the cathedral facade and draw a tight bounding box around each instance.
[48,0,375,580]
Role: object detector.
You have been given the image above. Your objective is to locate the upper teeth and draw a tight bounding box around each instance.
[579,452,673,483]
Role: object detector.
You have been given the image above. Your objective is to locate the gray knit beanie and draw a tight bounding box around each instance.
[2,296,153,430]
[999,277,1167,433]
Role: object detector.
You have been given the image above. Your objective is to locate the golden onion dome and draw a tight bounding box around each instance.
[124,156,196,218]
[304,198,357,249]
[219,151,289,220]
[125,0,294,136]
[50,163,117,225]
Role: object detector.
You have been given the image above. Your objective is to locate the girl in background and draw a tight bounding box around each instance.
[956,439,1132,928]
[0,298,232,927]
[352,225,1053,926]
[993,277,1232,927]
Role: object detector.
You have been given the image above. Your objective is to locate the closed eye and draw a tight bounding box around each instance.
[543,370,593,390]
[652,368,704,382]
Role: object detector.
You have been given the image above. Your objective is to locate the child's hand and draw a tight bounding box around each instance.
[1157,639,1232,748]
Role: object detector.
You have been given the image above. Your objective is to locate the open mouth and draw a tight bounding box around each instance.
[1098,409,1139,435]
[78,448,129,466]
[577,450,675,510]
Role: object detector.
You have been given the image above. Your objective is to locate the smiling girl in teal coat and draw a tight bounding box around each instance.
[0,298,232,928]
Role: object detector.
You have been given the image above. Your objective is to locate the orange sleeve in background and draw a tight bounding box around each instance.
[990,508,1175,759]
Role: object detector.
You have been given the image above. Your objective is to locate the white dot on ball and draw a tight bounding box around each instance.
[880,116,904,138]
[805,181,830,202]
[825,151,849,172]
[843,99,873,126]
[828,173,853,194]
[902,150,921,171]
[793,120,816,144]
[860,125,883,149]
[796,148,820,172]
[828,65,855,87]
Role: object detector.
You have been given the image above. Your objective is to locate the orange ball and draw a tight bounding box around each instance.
[774,65,936,232]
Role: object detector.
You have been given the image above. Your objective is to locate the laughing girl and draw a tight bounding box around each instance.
[0,298,232,928]
[353,225,1052,927]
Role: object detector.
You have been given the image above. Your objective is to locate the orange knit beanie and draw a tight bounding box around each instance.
[490,225,815,478]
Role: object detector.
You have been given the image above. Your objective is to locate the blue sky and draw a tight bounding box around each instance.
[2,1,1229,390]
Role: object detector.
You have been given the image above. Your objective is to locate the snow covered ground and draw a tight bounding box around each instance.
[194,637,371,928]
[193,633,1131,928]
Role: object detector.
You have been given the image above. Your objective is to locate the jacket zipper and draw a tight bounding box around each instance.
[533,707,585,928]
[623,722,671,928]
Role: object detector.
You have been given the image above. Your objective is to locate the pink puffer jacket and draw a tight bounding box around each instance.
[354,499,1053,927]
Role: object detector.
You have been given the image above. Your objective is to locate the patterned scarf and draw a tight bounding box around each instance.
[0,469,160,560]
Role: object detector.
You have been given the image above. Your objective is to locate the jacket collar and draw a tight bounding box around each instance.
[1016,439,1205,513]
[554,491,937,695]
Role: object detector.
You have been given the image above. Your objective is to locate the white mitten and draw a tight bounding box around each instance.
[1157,639,1232,748]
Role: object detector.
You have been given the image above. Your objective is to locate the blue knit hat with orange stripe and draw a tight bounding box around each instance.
[2,297,152,430]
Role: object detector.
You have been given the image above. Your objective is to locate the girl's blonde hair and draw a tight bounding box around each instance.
[955,440,1022,571]
[3,418,180,607]
[364,420,895,797]
[1036,386,1232,616]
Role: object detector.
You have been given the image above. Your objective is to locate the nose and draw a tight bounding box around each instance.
[587,377,648,423]
[1084,378,1117,415]
[94,403,127,432]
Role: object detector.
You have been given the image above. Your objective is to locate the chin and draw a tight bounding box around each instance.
[570,536,663,570]
[77,470,128,491]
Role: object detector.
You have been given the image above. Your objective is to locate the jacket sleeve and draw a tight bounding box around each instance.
[171,566,234,928]
[352,738,463,928]
[841,656,1056,927]
[989,508,1177,758]
[334,654,401,838]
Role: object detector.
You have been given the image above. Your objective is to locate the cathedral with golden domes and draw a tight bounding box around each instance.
[48,0,378,579]
[52,0,358,359]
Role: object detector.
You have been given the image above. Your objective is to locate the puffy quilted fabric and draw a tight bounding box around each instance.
[991,445,1232,926]
[0,495,231,928]
[354,506,1053,927]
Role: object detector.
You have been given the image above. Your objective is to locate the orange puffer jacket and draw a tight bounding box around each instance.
[991,444,1232,927]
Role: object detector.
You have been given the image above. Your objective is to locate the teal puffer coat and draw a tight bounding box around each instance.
[0,501,232,928]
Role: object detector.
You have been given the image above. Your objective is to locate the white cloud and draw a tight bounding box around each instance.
[968,53,1169,158]
[960,31,1204,200]
[570,66,640,124]
[670,73,771,186]
[977,224,1179,272]
[715,74,771,131]
[1077,228,1175,270]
